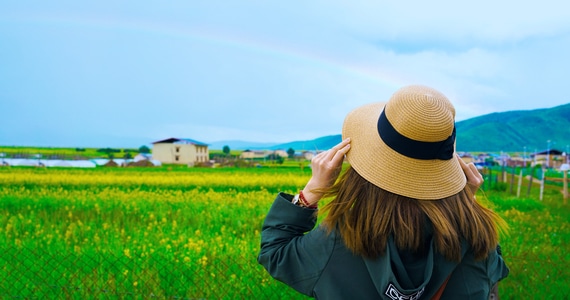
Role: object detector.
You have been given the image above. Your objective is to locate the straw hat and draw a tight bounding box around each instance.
[342,85,466,200]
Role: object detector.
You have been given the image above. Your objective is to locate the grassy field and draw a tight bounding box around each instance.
[0,145,139,159]
[0,165,568,299]
[0,145,258,159]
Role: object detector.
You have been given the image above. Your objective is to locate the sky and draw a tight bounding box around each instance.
[1,1,569,148]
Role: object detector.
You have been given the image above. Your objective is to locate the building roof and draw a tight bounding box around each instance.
[151,138,208,146]
[534,149,564,155]
[1,158,97,168]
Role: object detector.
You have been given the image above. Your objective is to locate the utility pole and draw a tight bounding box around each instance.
[546,140,551,168]
[523,146,527,167]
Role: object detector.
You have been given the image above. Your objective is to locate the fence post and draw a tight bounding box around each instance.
[510,167,515,194]
[487,168,492,191]
[526,166,535,197]
[517,168,523,198]
[562,170,568,205]
[540,167,545,201]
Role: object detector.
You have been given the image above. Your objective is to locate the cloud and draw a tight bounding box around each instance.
[322,1,570,41]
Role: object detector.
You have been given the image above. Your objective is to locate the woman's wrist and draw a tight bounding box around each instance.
[300,189,321,207]
[292,191,317,209]
[293,190,318,209]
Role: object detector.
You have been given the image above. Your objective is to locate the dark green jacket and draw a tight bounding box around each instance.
[258,193,509,299]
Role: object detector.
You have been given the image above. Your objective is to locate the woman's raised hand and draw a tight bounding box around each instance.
[302,138,351,206]
[456,154,484,197]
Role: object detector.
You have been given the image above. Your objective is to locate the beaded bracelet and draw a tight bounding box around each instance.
[298,190,318,209]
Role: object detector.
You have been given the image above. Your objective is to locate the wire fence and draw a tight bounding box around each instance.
[1,246,568,299]
[0,246,294,299]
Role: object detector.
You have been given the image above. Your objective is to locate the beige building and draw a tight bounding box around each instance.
[240,150,289,159]
[151,138,209,166]
[240,150,268,159]
[532,149,565,168]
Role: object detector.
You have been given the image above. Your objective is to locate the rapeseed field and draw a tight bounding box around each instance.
[0,166,568,299]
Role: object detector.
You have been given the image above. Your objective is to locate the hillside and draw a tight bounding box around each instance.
[216,103,570,153]
[268,135,343,151]
[455,103,570,152]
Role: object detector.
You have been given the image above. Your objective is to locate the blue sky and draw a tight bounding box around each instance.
[1,1,569,148]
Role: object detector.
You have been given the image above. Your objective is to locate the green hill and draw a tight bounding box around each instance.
[272,103,570,153]
[269,135,342,151]
[455,103,570,152]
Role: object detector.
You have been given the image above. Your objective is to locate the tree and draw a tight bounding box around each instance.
[266,153,284,164]
[223,145,231,156]
[287,148,295,159]
[139,145,151,154]
[97,148,120,155]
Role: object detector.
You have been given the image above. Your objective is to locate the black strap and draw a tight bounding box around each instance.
[377,109,455,160]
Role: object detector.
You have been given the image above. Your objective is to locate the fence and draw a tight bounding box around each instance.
[2,246,569,299]
[0,246,297,299]
[1,165,568,299]
[480,166,568,202]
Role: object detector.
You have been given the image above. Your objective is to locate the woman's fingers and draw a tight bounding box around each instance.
[312,138,350,167]
[330,138,351,165]
[318,138,350,160]
[456,154,484,194]
[305,139,351,198]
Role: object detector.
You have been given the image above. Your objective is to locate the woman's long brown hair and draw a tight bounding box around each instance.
[319,166,507,262]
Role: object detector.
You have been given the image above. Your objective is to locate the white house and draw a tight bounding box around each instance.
[532,149,565,168]
[151,138,209,166]
[240,150,268,159]
[240,149,289,160]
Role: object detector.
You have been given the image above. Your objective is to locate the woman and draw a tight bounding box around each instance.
[258,85,508,299]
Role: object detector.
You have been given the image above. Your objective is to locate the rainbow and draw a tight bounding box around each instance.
[6,11,404,89]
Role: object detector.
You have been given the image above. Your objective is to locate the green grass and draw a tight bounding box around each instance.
[0,145,139,160]
[0,166,568,299]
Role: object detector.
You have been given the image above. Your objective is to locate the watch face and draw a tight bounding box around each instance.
[293,194,300,205]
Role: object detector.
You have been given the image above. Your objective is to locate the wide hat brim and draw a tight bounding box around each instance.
[342,102,466,200]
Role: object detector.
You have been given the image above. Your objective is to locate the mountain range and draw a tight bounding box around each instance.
[210,103,570,153]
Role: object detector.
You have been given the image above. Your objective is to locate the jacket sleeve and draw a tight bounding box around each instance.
[257,192,334,296]
[487,244,509,284]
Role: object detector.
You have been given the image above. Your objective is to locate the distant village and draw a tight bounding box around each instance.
[1,137,569,170]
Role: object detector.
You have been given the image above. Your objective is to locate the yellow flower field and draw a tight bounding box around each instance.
[0,166,311,299]
[0,166,568,299]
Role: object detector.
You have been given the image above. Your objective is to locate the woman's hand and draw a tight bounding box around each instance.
[302,138,351,206]
[457,154,484,197]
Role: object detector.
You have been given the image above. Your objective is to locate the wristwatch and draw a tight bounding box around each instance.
[292,191,318,209]
[292,194,301,205]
